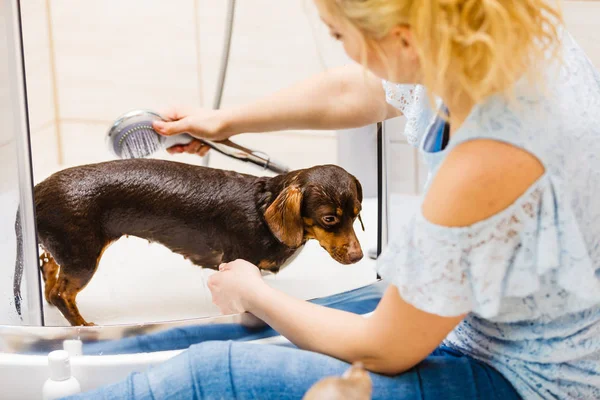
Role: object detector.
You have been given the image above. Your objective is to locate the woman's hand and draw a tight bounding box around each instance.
[152,106,231,156]
[207,259,267,315]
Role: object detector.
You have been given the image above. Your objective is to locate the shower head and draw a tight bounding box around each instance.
[106,110,290,175]
[107,110,178,159]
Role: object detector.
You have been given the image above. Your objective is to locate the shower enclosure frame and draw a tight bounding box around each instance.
[3,0,44,327]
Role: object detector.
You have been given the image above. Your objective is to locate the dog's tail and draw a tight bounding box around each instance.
[13,207,24,318]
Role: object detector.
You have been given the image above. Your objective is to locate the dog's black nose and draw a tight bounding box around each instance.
[347,248,364,263]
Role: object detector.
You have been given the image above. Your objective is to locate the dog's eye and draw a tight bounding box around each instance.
[322,215,339,225]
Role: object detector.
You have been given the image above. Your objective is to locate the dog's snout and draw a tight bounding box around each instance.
[346,242,363,263]
[347,248,363,263]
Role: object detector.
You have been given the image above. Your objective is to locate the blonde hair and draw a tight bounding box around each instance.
[321,0,563,106]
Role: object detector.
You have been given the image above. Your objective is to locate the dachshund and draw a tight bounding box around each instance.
[13,159,364,326]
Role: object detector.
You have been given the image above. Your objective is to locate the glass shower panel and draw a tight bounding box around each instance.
[0,0,43,326]
[0,0,386,364]
[382,115,422,244]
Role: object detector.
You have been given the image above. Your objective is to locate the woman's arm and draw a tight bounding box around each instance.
[210,261,463,375]
[248,283,464,375]
[154,64,401,142]
[208,139,545,375]
[220,64,401,134]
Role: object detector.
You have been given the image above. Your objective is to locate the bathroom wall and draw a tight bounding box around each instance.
[17,1,57,181]
[15,0,600,191]
[18,0,350,184]
[563,0,600,68]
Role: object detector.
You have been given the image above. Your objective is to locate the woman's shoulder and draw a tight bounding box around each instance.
[378,136,600,319]
[422,139,545,228]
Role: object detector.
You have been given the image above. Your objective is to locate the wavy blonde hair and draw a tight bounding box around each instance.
[320,0,563,106]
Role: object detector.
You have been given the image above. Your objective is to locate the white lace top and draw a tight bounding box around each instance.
[377,31,600,399]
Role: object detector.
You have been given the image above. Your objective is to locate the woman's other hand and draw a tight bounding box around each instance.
[153,106,231,156]
[166,139,211,157]
[207,259,267,315]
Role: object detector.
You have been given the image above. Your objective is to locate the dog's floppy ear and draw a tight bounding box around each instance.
[353,177,365,231]
[264,185,304,248]
[353,176,363,203]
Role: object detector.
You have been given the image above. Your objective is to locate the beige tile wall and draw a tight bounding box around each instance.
[21,0,351,185]
[50,0,201,121]
[48,0,203,176]
[1,3,29,194]
[564,1,600,67]
[30,125,60,182]
[209,0,345,170]
[0,12,12,149]
[20,1,55,133]
[17,1,600,190]
[19,0,58,181]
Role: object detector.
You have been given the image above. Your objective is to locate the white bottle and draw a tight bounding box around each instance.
[42,350,82,400]
[63,339,83,357]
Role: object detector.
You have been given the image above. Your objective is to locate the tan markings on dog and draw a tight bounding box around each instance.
[305,226,358,264]
[310,226,348,251]
[289,172,301,183]
[353,207,360,216]
[303,217,314,226]
[258,259,277,270]
[49,276,94,326]
[336,207,343,217]
[50,241,114,326]
[40,253,60,304]
[303,230,316,240]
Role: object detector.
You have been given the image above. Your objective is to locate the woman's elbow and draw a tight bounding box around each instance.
[359,354,419,376]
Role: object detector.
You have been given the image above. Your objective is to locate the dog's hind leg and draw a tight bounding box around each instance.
[49,241,112,326]
[40,252,60,305]
[49,259,98,326]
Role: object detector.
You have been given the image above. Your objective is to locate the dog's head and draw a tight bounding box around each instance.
[264,165,364,265]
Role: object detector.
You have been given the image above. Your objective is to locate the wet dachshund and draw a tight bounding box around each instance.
[13,159,364,326]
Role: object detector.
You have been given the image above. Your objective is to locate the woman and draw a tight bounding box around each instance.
[71,0,600,398]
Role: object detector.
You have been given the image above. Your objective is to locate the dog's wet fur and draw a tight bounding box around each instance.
[13,159,364,326]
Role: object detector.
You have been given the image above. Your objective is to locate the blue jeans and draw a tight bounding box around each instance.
[65,342,520,399]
